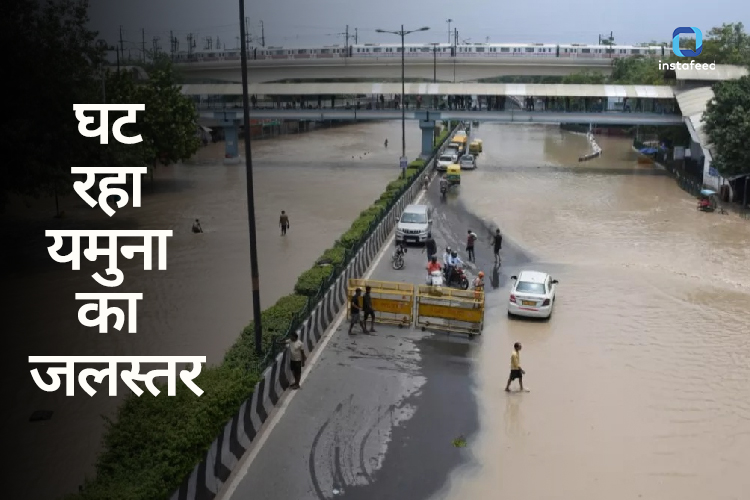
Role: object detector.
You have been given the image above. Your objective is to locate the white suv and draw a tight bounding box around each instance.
[395,204,433,244]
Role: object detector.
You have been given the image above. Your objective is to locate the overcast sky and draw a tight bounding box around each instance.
[88,0,748,52]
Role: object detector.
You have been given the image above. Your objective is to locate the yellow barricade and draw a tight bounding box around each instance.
[416,285,484,336]
[347,279,414,327]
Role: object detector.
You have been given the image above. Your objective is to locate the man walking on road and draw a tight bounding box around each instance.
[492,228,503,265]
[348,288,366,335]
[423,232,437,262]
[466,230,478,263]
[363,286,376,333]
[505,342,529,392]
[279,211,290,236]
[288,332,306,389]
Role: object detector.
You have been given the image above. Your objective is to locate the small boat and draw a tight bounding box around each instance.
[637,147,658,164]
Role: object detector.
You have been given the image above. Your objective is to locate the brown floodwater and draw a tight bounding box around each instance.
[1,121,412,499]
[439,125,750,500]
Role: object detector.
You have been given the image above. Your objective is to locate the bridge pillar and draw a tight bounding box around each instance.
[222,120,241,165]
[419,119,436,158]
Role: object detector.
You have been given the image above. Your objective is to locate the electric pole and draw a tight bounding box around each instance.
[355,28,358,44]
[119,25,124,62]
[170,30,174,59]
[187,33,195,60]
[259,20,265,47]
[216,37,222,50]
[152,36,160,58]
[245,16,251,52]
[345,25,349,57]
[142,28,146,63]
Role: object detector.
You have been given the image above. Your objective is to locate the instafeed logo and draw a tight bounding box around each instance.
[672,27,703,57]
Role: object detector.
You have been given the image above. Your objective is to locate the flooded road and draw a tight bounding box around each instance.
[1,121,413,499]
[439,124,750,500]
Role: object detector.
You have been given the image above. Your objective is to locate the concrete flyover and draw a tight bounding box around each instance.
[199,108,684,127]
[175,56,615,83]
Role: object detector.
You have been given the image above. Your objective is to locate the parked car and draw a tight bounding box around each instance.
[508,270,558,319]
[459,154,477,170]
[395,204,433,244]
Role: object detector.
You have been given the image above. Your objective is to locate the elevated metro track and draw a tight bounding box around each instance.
[175,57,615,83]
[198,109,683,126]
[181,82,675,99]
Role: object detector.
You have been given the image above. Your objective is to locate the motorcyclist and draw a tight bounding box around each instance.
[423,174,430,190]
[426,256,442,284]
[443,247,453,281]
[439,175,448,192]
[448,251,463,284]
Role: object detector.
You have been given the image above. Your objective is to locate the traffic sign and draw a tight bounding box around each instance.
[400,157,408,170]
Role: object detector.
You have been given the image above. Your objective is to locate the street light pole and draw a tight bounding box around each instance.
[447,19,453,43]
[401,25,405,164]
[376,25,429,175]
[239,0,263,357]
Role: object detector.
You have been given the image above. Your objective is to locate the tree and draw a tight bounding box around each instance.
[107,56,199,176]
[561,70,606,84]
[703,76,750,177]
[1,0,104,212]
[694,23,750,66]
[610,57,666,85]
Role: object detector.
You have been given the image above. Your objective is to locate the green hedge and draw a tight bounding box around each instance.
[67,121,458,500]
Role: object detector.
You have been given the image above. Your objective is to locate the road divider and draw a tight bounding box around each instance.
[416,286,485,337]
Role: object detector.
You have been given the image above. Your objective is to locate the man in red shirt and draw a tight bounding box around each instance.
[426,256,442,285]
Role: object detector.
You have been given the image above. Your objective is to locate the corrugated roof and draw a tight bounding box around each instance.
[674,64,748,81]
[675,87,714,149]
[181,82,675,98]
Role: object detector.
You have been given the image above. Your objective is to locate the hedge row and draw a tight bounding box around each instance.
[66,122,456,500]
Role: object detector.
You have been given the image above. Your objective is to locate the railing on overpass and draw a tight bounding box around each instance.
[197,108,683,126]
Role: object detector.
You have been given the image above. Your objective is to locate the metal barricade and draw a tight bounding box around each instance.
[347,279,414,327]
[415,285,484,336]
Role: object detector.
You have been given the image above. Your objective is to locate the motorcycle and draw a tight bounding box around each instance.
[444,266,470,290]
[392,244,407,270]
[439,182,448,199]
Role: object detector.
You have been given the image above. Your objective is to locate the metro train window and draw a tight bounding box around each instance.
[501,48,510,52]
[476,47,484,52]
[581,48,590,53]
[373,48,381,52]
[298,49,307,54]
[525,48,534,52]
[421,48,430,52]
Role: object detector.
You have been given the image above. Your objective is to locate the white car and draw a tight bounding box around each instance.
[459,154,476,170]
[436,154,455,171]
[508,270,558,319]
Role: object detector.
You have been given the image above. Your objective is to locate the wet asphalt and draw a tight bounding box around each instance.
[224,179,535,500]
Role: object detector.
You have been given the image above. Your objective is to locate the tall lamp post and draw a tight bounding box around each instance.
[376,25,429,174]
[239,0,263,356]
[446,19,453,43]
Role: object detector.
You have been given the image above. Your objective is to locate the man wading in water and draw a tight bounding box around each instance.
[505,342,529,392]
[279,211,290,236]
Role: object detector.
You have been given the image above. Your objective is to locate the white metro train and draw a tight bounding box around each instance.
[173,42,666,63]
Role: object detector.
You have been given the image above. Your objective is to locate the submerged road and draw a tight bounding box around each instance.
[219,177,535,500]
